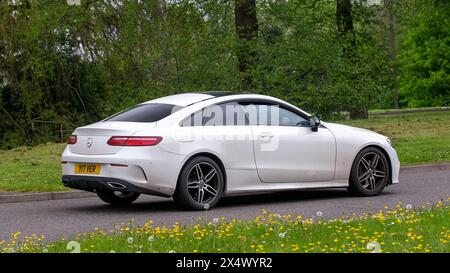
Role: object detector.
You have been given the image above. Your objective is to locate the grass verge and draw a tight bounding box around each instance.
[2,200,449,253]
[0,143,66,192]
[0,111,449,192]
[339,111,450,165]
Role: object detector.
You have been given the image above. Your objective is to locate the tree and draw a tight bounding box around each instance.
[3,0,441,147]
[234,0,259,90]
[397,0,450,107]
[336,0,369,119]
[336,0,356,58]
[384,0,399,109]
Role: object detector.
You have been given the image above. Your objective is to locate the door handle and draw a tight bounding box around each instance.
[258,132,274,140]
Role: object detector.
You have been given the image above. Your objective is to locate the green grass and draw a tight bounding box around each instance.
[0,143,66,192]
[0,111,449,193]
[3,200,449,253]
[340,111,450,165]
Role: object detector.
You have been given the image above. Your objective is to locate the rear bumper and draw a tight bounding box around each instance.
[61,145,187,196]
[62,175,171,197]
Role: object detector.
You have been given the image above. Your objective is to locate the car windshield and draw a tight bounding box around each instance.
[106,103,181,122]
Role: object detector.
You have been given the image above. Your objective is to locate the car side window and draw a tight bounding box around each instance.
[180,111,203,127]
[277,107,309,126]
[180,102,248,126]
[240,102,308,126]
[106,103,180,123]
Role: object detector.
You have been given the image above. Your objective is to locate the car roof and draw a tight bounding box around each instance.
[142,93,214,106]
[142,91,254,107]
[142,92,311,117]
[199,91,250,97]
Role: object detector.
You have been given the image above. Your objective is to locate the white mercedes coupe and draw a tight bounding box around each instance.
[62,92,400,210]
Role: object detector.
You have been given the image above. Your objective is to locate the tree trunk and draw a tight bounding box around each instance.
[388,2,399,109]
[336,0,367,119]
[234,0,258,90]
[349,108,368,119]
[336,0,356,57]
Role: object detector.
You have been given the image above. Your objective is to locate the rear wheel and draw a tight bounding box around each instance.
[348,147,390,196]
[96,191,140,205]
[173,156,224,210]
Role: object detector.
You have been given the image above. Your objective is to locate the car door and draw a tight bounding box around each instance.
[241,101,336,183]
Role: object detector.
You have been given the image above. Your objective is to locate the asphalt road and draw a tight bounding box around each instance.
[0,167,449,244]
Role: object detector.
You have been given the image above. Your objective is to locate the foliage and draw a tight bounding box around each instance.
[397,0,450,107]
[0,0,447,148]
[243,0,390,119]
[0,0,238,148]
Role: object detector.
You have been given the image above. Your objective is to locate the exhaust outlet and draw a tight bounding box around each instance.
[106,182,127,190]
[62,179,70,187]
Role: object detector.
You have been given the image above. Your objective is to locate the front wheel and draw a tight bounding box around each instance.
[96,191,140,205]
[348,147,390,196]
[173,156,224,210]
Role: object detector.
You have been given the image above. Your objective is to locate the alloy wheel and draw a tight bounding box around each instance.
[186,162,220,205]
[357,152,387,192]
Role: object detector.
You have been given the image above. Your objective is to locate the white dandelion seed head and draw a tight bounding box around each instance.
[406,204,413,210]
[127,237,134,244]
[204,204,210,210]
[212,218,219,224]
[148,236,155,242]
[316,211,323,217]
[366,242,381,253]
[278,232,286,239]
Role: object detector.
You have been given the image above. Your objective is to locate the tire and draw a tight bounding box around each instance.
[348,147,390,196]
[173,156,224,210]
[96,191,140,205]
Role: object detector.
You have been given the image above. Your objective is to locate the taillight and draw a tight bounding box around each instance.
[67,135,77,145]
[107,136,162,146]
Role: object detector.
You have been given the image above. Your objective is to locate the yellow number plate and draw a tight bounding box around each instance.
[74,164,101,175]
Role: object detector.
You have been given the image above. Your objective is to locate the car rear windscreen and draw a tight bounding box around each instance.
[106,103,180,122]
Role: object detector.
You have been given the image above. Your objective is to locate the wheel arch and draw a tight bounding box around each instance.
[354,144,393,185]
[177,152,227,192]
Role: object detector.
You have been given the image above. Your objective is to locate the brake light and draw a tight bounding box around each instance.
[107,136,162,146]
[67,135,77,145]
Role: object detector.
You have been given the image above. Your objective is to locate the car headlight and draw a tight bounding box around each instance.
[386,138,394,148]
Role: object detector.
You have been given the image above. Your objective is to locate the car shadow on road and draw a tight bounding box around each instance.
[219,189,350,207]
[65,188,394,214]
[218,188,394,208]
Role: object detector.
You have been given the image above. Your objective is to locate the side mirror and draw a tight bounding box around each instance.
[309,116,320,132]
